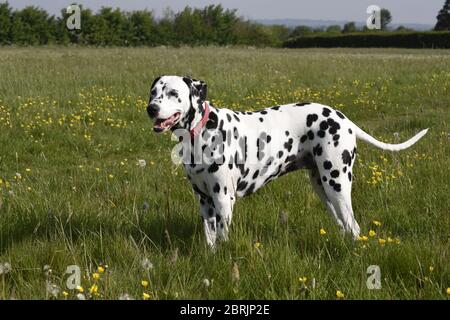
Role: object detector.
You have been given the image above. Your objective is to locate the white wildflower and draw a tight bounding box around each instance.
[141,258,154,271]
[138,159,147,168]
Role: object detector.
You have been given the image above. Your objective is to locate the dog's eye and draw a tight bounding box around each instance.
[168,90,178,98]
[150,88,157,97]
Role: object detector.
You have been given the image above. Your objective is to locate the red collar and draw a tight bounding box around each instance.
[189,102,210,139]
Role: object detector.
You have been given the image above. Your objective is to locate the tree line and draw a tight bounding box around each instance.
[0,2,448,47]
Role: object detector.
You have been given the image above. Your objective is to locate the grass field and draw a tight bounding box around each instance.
[0,47,448,300]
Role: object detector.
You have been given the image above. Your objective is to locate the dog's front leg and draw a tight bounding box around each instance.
[199,202,218,249]
[214,195,235,242]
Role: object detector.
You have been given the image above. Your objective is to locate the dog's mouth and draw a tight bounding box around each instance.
[153,112,181,133]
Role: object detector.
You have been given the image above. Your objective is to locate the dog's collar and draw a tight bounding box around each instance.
[190,102,210,139]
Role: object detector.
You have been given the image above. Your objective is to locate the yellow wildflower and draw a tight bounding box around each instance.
[76,286,84,293]
[97,266,105,273]
[298,277,307,283]
[320,228,327,236]
[357,235,368,241]
[141,280,149,288]
[89,284,98,294]
[369,230,376,237]
[254,242,262,249]
[143,292,151,300]
[372,220,381,227]
[336,290,345,299]
[92,273,100,281]
[378,238,386,246]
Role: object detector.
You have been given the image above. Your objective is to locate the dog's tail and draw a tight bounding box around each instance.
[350,122,429,152]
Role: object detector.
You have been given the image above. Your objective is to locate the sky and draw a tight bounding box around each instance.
[7,0,443,25]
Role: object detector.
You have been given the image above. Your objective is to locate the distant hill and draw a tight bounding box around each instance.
[254,19,434,31]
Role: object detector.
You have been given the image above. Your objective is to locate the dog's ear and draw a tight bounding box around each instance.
[183,76,207,101]
[192,79,207,101]
[150,76,162,89]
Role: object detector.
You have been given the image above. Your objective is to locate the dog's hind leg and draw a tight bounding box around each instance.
[308,168,344,230]
[319,166,360,239]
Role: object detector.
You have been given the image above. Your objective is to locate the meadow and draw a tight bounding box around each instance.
[0,47,448,300]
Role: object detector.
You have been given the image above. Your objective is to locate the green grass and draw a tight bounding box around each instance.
[0,47,448,300]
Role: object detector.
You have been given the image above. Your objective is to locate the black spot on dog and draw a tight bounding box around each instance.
[318,130,326,138]
[261,110,268,115]
[333,134,340,141]
[266,135,272,143]
[306,114,319,127]
[224,186,227,194]
[226,114,232,122]
[213,183,220,193]
[259,118,263,122]
[329,179,335,186]
[208,162,219,173]
[300,135,308,143]
[320,121,329,131]
[352,147,357,159]
[296,102,310,107]
[348,172,352,181]
[313,143,323,156]
[307,130,314,140]
[330,170,340,178]
[272,106,281,111]
[333,183,342,192]
[323,161,332,170]
[342,150,352,166]
[336,111,345,119]
[284,138,294,152]
[252,170,260,179]
[206,112,218,130]
[322,176,327,182]
[343,166,347,173]
[334,141,339,147]
[278,151,284,158]
[348,128,353,134]
[233,114,240,122]
[237,180,248,191]
[285,131,289,136]
[322,108,331,117]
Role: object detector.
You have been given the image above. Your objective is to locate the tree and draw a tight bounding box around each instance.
[326,25,341,33]
[290,25,312,38]
[9,6,56,45]
[342,22,357,33]
[380,8,392,30]
[435,0,450,30]
[0,2,12,44]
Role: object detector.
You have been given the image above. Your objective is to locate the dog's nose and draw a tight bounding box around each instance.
[147,103,159,118]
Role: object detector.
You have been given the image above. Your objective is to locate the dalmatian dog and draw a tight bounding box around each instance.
[147,75,428,248]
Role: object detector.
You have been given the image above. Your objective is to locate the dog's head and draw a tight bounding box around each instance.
[147,75,208,133]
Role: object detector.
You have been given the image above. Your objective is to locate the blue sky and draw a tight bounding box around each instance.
[7,0,442,25]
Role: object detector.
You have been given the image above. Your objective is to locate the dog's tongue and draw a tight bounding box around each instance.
[153,113,179,132]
